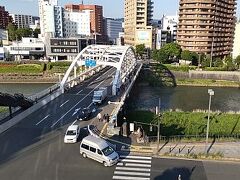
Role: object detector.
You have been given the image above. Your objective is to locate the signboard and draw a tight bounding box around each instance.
[130,123,134,132]
[136,30,150,41]
[85,59,96,67]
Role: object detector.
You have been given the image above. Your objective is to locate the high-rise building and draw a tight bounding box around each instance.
[177,0,237,59]
[104,18,123,44]
[65,4,103,36]
[124,0,153,48]
[232,21,240,59]
[64,10,91,37]
[38,0,63,39]
[0,6,12,29]
[10,14,34,29]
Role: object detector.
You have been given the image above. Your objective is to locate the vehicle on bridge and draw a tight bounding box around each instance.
[80,135,119,167]
[77,107,92,121]
[92,87,107,104]
[64,125,80,143]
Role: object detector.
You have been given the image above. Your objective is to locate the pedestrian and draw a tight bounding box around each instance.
[97,112,102,122]
[103,114,106,122]
[106,114,110,122]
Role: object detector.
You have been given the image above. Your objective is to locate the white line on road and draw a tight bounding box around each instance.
[116,167,151,172]
[125,163,151,168]
[120,155,152,160]
[36,115,50,126]
[51,72,114,128]
[88,68,113,87]
[114,171,150,176]
[117,162,124,166]
[60,100,69,107]
[76,89,83,95]
[71,120,77,126]
[119,159,151,164]
[112,176,150,180]
[87,102,93,108]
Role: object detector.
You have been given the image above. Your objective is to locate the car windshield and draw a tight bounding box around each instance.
[66,130,76,135]
[102,146,114,156]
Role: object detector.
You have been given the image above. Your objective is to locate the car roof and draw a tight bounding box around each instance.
[67,125,79,131]
[82,135,109,149]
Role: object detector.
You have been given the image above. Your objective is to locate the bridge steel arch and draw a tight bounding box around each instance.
[60,45,137,95]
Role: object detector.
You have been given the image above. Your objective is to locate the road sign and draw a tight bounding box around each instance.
[85,59,96,67]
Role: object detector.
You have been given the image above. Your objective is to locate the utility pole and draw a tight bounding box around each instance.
[156,98,161,152]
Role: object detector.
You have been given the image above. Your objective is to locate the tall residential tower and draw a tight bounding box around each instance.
[124,0,153,48]
[177,0,237,59]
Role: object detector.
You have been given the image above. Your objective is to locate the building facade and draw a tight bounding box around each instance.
[10,14,34,29]
[104,18,123,44]
[124,0,153,48]
[0,6,12,29]
[65,4,104,37]
[177,0,237,59]
[38,0,64,40]
[232,22,240,59]
[64,10,91,37]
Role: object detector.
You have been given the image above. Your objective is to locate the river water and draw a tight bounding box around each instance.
[0,83,239,112]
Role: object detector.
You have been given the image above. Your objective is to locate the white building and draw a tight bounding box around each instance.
[38,0,63,40]
[10,14,34,29]
[0,29,9,45]
[104,18,123,44]
[233,22,240,59]
[64,10,91,37]
[29,19,40,30]
[8,37,45,60]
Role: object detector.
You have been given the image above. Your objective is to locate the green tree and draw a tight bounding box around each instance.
[181,50,192,61]
[201,55,211,68]
[235,55,240,69]
[213,57,223,67]
[33,28,41,38]
[135,44,145,59]
[162,42,182,62]
[224,56,236,71]
[191,52,199,66]
[158,48,169,63]
[16,28,32,40]
[6,23,17,41]
[151,49,159,61]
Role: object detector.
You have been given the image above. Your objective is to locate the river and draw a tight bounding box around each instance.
[0,83,239,112]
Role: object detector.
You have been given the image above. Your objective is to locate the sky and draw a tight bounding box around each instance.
[1,0,240,19]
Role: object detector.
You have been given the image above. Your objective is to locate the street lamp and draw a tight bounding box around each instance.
[155,98,161,152]
[205,89,214,153]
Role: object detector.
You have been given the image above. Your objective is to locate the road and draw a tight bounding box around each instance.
[0,66,240,180]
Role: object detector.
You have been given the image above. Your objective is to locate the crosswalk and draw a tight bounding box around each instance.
[112,155,152,180]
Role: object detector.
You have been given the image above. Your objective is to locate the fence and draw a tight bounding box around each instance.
[147,134,240,144]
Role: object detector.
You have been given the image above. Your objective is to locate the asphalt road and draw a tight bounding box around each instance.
[0,66,240,180]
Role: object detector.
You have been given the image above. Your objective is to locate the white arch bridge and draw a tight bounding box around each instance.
[60,45,138,95]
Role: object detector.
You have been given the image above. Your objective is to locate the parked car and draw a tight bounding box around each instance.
[64,125,80,143]
[80,135,119,167]
[77,107,92,121]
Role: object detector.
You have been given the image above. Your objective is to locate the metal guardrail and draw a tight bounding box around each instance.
[28,83,60,102]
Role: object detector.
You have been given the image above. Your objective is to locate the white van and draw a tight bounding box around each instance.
[80,135,119,166]
[64,125,80,143]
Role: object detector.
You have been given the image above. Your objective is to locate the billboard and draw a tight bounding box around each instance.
[136,30,151,41]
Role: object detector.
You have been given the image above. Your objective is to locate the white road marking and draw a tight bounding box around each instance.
[117,162,124,166]
[125,163,151,168]
[60,100,69,107]
[116,167,151,172]
[88,68,113,87]
[112,176,150,180]
[119,159,151,164]
[71,120,77,126]
[120,155,152,160]
[114,171,150,176]
[36,115,50,126]
[72,108,81,116]
[87,102,93,108]
[51,71,114,128]
[76,89,83,95]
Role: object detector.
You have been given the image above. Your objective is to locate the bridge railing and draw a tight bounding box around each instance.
[28,83,60,102]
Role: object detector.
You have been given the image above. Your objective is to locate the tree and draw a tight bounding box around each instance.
[135,44,145,59]
[235,55,240,69]
[6,23,17,41]
[191,52,199,66]
[33,28,41,38]
[151,49,159,61]
[213,57,223,67]
[181,50,192,61]
[162,42,182,62]
[224,56,236,71]
[16,28,32,40]
[158,48,169,63]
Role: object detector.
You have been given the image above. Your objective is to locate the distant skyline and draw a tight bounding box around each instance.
[1,0,240,19]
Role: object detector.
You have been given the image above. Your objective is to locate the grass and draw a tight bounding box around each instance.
[0,107,8,113]
[126,110,240,137]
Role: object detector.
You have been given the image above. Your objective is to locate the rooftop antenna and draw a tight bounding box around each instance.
[81,0,84,4]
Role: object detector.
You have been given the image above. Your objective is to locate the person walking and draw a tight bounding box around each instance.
[106,114,110,122]
[97,112,102,122]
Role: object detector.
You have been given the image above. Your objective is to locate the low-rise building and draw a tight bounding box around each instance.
[46,37,95,61]
[8,37,45,60]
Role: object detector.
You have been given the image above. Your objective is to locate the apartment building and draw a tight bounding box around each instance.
[10,14,34,29]
[0,6,12,29]
[124,0,154,48]
[65,4,103,36]
[177,0,237,59]
[104,18,123,44]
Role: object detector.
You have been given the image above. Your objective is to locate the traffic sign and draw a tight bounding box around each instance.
[85,59,96,67]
